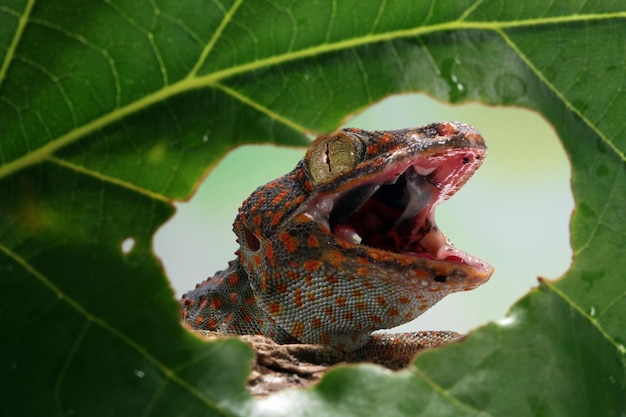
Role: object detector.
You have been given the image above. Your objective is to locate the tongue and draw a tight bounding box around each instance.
[393,168,433,228]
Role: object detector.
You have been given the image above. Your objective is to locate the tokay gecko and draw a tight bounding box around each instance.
[180,122,493,355]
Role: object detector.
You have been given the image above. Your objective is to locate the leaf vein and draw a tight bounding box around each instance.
[187,0,245,77]
[324,0,337,43]
[371,0,388,33]
[54,319,92,412]
[412,366,495,416]
[547,280,624,352]
[457,0,485,22]
[0,243,225,413]
[215,82,309,133]
[0,0,35,90]
[496,29,626,163]
[3,12,625,181]
[47,156,170,203]
[29,17,122,108]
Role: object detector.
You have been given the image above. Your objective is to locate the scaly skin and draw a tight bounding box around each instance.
[181,122,494,352]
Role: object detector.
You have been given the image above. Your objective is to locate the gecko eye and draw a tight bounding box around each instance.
[306,133,358,184]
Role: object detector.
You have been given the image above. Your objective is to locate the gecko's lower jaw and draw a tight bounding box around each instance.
[305,146,493,277]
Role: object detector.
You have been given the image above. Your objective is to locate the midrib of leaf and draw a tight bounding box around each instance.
[0,241,235,415]
[1,11,624,183]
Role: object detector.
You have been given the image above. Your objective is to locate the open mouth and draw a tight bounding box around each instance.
[304,147,491,274]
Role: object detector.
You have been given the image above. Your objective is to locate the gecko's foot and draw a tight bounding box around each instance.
[346,331,464,369]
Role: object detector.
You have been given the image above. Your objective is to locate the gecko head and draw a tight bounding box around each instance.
[302,122,494,291]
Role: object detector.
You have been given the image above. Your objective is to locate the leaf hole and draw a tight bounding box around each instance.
[121,237,136,254]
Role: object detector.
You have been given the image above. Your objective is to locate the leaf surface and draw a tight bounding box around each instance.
[1,1,625,415]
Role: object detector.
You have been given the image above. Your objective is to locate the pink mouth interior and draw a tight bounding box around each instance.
[305,149,490,272]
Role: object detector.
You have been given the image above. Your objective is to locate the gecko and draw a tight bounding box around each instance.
[180,122,493,355]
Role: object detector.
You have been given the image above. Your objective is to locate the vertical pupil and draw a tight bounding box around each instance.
[325,143,332,172]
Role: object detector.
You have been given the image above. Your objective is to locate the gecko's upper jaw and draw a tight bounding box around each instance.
[306,146,492,275]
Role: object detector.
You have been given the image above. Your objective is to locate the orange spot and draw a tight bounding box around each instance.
[369,315,382,324]
[307,292,316,302]
[304,260,321,272]
[250,197,266,214]
[307,234,319,247]
[253,253,262,266]
[437,122,456,136]
[287,270,299,280]
[352,289,362,298]
[279,232,299,253]
[228,273,240,287]
[387,307,399,317]
[366,143,379,155]
[356,266,370,276]
[294,288,303,307]
[206,318,217,329]
[268,302,281,315]
[271,211,282,226]
[209,297,222,309]
[305,274,314,286]
[379,132,393,143]
[357,257,368,265]
[336,296,347,307]
[362,279,374,289]
[291,321,305,338]
[311,317,322,328]
[264,244,276,266]
[276,283,288,294]
[325,307,334,318]
[320,333,330,344]
[324,250,346,267]
[228,292,238,304]
[399,296,410,304]
[199,297,208,309]
[246,296,256,305]
[242,314,252,323]
[253,215,262,227]
[325,275,339,284]
[323,287,334,298]
[376,295,387,307]
[271,189,289,205]
[194,315,205,326]
[355,301,368,311]
[344,311,353,321]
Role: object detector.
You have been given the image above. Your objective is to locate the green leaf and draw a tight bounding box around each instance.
[1,1,625,416]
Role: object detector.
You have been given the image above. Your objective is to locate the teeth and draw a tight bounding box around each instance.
[334,225,362,244]
[414,164,436,176]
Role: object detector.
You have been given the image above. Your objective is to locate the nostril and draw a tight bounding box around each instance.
[434,275,447,283]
